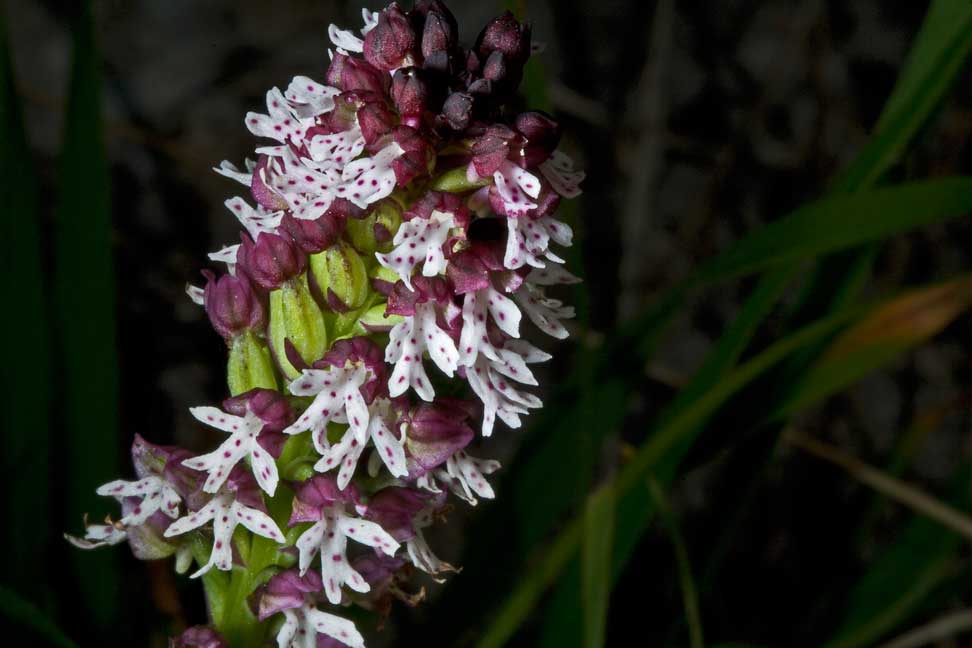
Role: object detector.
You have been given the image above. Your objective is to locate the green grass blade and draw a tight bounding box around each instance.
[54,1,120,627]
[647,478,704,648]
[693,179,972,283]
[581,484,615,648]
[0,7,52,600]
[0,586,80,648]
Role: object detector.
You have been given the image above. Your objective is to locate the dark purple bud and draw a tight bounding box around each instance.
[169,627,228,648]
[237,232,306,290]
[350,553,406,590]
[365,487,428,541]
[202,270,265,340]
[476,11,531,63]
[257,569,323,620]
[514,111,561,167]
[162,448,208,510]
[385,276,453,317]
[357,102,397,146]
[482,50,507,83]
[363,3,417,71]
[281,211,346,255]
[403,190,471,229]
[446,242,504,295]
[441,92,473,131]
[326,52,387,94]
[389,126,434,186]
[471,124,517,177]
[250,155,290,212]
[391,68,429,124]
[225,465,266,511]
[289,475,360,525]
[421,7,457,59]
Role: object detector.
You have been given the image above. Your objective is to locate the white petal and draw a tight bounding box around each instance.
[305,607,365,648]
[164,497,221,538]
[336,515,400,556]
[232,501,285,543]
[296,520,326,575]
[250,441,279,496]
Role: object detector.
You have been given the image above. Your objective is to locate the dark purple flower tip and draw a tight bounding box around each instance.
[482,50,507,84]
[390,68,429,123]
[385,276,454,317]
[418,2,458,57]
[357,102,398,146]
[257,568,324,620]
[441,91,474,131]
[350,553,406,590]
[476,11,531,63]
[237,231,306,290]
[289,475,360,526]
[250,155,290,212]
[403,190,471,229]
[388,125,434,186]
[404,400,475,475]
[445,239,505,294]
[326,52,388,94]
[364,2,417,71]
[514,111,561,167]
[318,336,388,403]
[169,627,228,648]
[364,487,429,541]
[281,212,346,256]
[471,124,517,177]
[202,270,266,340]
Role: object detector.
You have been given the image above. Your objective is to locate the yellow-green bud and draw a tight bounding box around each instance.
[310,240,369,311]
[429,165,490,192]
[269,273,328,380]
[227,329,278,395]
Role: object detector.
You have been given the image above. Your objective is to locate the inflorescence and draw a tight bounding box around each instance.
[67,3,583,646]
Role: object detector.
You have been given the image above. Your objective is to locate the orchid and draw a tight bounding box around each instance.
[67,2,582,645]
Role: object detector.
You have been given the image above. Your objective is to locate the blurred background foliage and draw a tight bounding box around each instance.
[1,0,970,646]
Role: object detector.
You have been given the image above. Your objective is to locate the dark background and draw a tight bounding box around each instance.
[3,0,971,646]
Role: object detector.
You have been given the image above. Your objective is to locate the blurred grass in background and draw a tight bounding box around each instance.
[1,0,971,646]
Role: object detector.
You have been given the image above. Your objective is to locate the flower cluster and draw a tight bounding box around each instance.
[67,3,582,646]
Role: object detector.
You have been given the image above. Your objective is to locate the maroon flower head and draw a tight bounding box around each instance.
[404,399,476,476]
[389,126,434,186]
[357,102,398,146]
[471,124,517,177]
[318,336,389,403]
[237,231,306,290]
[441,91,474,131]
[419,2,458,60]
[202,270,265,340]
[364,487,429,541]
[280,210,347,255]
[513,111,561,167]
[476,11,531,63]
[391,68,429,126]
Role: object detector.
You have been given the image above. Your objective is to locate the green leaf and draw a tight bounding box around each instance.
[54,1,120,627]
[694,179,972,284]
[0,586,80,648]
[0,7,52,599]
[581,484,615,648]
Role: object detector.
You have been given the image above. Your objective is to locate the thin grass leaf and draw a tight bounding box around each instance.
[0,7,52,599]
[776,277,972,417]
[54,1,120,626]
[580,484,615,648]
[646,477,704,648]
[878,609,972,648]
[0,586,80,648]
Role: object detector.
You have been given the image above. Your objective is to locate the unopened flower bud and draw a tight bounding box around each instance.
[280,211,346,255]
[202,270,265,340]
[470,124,516,177]
[326,52,388,94]
[421,6,457,59]
[358,102,398,146]
[389,125,435,186]
[169,627,228,648]
[441,91,473,131]
[391,68,429,125]
[237,232,306,290]
[476,11,531,63]
[310,240,369,312]
[363,2,416,71]
[268,273,328,379]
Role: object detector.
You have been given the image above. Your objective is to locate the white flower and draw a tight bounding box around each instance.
[315,398,407,488]
[458,288,522,366]
[419,450,500,506]
[295,510,400,604]
[95,476,182,526]
[245,87,316,146]
[514,284,575,339]
[181,406,279,496]
[65,519,128,550]
[376,209,456,289]
[463,339,550,437]
[540,149,585,199]
[224,196,283,239]
[335,141,403,208]
[504,214,573,270]
[386,302,459,401]
[404,507,455,577]
[284,75,340,118]
[493,160,540,217]
[284,364,371,448]
[277,604,364,648]
[164,492,285,577]
[328,24,364,54]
